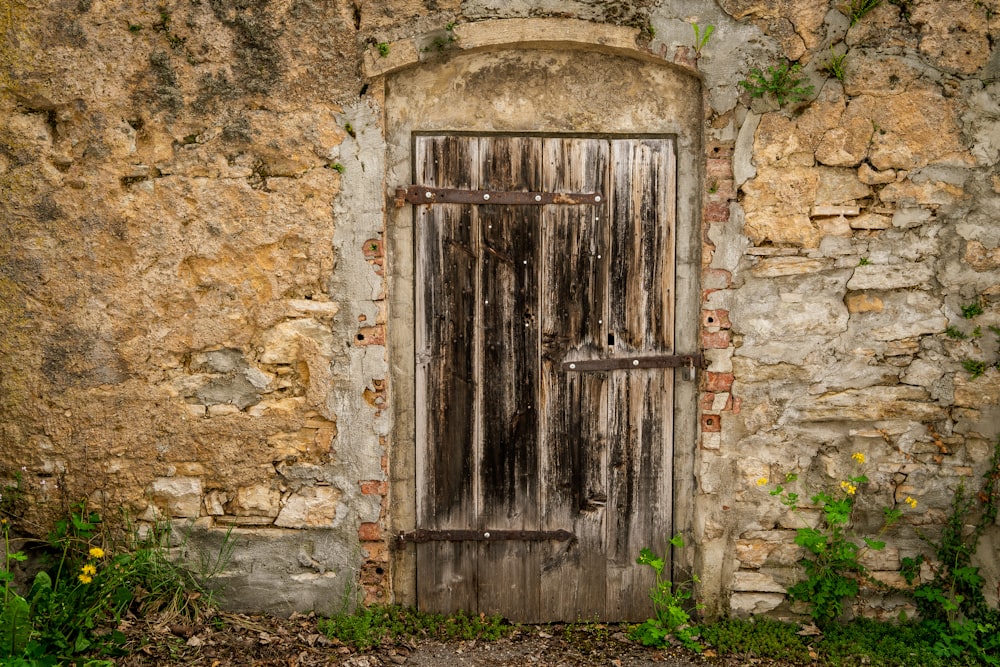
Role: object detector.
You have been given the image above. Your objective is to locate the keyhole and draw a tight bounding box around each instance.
[608,333,615,346]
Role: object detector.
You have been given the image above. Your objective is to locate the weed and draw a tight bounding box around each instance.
[961,302,984,319]
[841,0,883,25]
[128,24,142,32]
[761,453,913,628]
[344,123,356,139]
[740,61,815,107]
[318,605,513,650]
[821,47,848,81]
[691,23,714,58]
[858,256,870,266]
[961,358,989,378]
[630,534,703,652]
[376,42,389,57]
[945,326,969,340]
[701,617,811,662]
[328,163,345,173]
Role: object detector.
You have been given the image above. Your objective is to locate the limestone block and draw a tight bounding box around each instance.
[847,290,947,342]
[742,166,821,246]
[954,370,1000,408]
[847,262,936,290]
[792,386,946,422]
[880,179,967,207]
[846,293,884,313]
[731,274,850,338]
[233,485,281,518]
[911,0,993,74]
[274,486,344,528]
[901,358,945,387]
[850,213,892,230]
[751,257,830,278]
[859,546,900,571]
[730,592,785,615]
[258,319,334,364]
[151,477,203,518]
[815,167,872,204]
[892,207,934,229]
[858,163,897,185]
[964,240,1000,271]
[837,92,966,170]
[732,570,787,593]
[205,491,227,516]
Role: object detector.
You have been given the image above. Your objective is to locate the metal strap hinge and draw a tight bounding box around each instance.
[397,528,574,545]
[561,353,703,373]
[395,186,603,207]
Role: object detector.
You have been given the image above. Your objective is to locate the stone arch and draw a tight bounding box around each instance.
[373,18,705,609]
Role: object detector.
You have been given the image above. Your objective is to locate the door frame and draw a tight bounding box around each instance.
[380,39,703,611]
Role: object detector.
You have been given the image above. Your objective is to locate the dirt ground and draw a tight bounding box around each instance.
[110,611,780,667]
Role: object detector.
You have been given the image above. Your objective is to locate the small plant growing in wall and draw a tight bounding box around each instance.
[691,23,714,58]
[740,61,815,107]
[944,298,999,379]
[841,0,883,25]
[376,42,390,58]
[631,534,703,651]
[760,453,916,628]
[821,47,848,82]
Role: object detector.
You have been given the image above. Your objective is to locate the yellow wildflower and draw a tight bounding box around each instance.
[840,481,857,495]
[89,547,106,559]
[852,452,866,464]
[81,564,96,576]
[78,573,92,584]
[756,477,768,487]
[905,496,918,509]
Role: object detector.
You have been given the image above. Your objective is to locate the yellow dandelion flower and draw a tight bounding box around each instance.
[852,452,866,464]
[81,564,96,576]
[905,496,918,509]
[78,573,92,584]
[89,547,106,559]
[840,481,857,495]
[756,477,768,487]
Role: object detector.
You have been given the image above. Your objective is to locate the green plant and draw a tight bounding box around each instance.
[961,302,984,319]
[762,453,913,628]
[1,502,223,664]
[962,358,989,378]
[740,61,815,107]
[344,123,356,138]
[821,47,848,81]
[630,534,703,651]
[700,617,811,662]
[318,605,513,650]
[945,326,969,340]
[376,42,389,57]
[691,23,714,58]
[328,162,345,173]
[841,0,883,25]
[858,256,871,266]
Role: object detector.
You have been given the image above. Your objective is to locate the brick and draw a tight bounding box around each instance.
[702,269,732,289]
[354,325,385,347]
[362,238,383,259]
[705,372,734,393]
[704,201,730,222]
[702,414,722,432]
[702,330,731,349]
[360,480,388,495]
[358,522,382,541]
[700,393,717,411]
[702,309,731,329]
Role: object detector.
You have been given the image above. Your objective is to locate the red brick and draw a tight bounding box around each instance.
[702,309,732,329]
[702,268,732,289]
[701,414,722,432]
[361,480,388,495]
[355,325,385,347]
[358,522,381,541]
[706,158,734,180]
[702,330,731,349]
[706,143,734,159]
[362,238,383,259]
[704,201,730,222]
[700,392,716,411]
[705,372,734,393]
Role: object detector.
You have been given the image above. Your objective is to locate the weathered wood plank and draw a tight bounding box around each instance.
[537,137,610,620]
[476,136,543,621]
[605,138,676,620]
[414,135,480,614]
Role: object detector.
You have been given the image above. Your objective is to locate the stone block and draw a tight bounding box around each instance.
[732,570,787,593]
[752,257,830,277]
[847,262,936,290]
[850,213,892,230]
[792,386,946,422]
[274,487,344,528]
[846,293,884,313]
[233,485,281,518]
[150,477,203,518]
[730,593,785,615]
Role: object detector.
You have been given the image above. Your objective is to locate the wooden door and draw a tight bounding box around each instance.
[413,134,677,622]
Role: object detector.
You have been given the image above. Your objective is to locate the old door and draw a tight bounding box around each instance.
[412,134,678,622]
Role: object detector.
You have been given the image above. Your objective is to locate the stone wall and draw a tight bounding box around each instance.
[1,0,999,617]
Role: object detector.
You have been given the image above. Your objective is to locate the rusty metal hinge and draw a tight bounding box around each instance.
[397,528,574,545]
[561,354,703,373]
[395,186,603,207]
